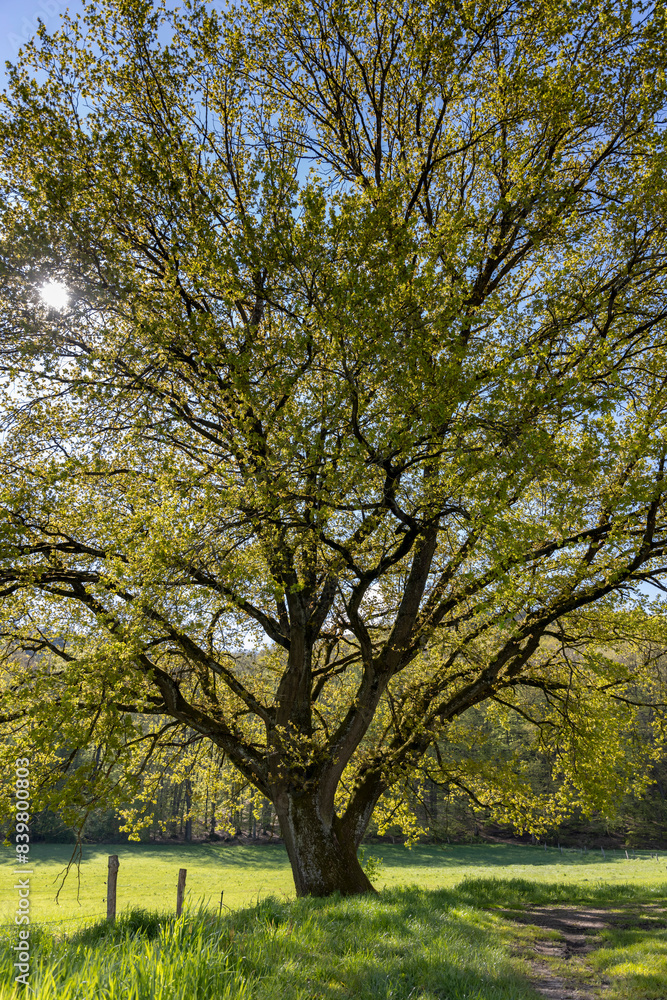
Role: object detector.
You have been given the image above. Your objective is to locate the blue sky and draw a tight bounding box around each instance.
[0,0,83,79]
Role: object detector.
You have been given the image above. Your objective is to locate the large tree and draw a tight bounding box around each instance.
[1,0,667,896]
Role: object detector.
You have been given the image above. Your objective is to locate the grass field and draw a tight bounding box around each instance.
[1,843,666,999]
[2,841,666,928]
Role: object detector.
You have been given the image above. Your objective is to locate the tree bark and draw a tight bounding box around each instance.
[184,779,192,842]
[274,791,376,897]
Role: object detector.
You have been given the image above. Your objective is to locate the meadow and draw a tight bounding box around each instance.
[1,843,665,999]
[2,841,666,928]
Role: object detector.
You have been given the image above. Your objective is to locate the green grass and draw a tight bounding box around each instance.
[2,841,665,929]
[2,843,665,999]
[0,887,548,1000]
[0,843,294,929]
[588,907,667,1000]
[0,907,252,1000]
[2,878,666,1000]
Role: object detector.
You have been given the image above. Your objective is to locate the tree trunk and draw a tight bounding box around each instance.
[184,779,192,842]
[429,780,438,828]
[275,792,375,897]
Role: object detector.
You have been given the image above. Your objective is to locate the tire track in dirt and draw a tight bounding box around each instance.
[496,903,667,1000]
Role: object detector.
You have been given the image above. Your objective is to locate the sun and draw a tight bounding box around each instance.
[40,280,70,311]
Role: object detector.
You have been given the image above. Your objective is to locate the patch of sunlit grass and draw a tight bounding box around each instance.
[588,922,667,1000]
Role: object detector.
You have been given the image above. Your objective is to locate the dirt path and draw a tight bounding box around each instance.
[496,903,667,1000]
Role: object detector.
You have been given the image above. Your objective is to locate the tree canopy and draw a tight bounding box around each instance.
[1,0,667,895]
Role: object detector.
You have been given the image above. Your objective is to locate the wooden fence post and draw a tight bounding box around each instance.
[176,868,187,916]
[107,855,119,924]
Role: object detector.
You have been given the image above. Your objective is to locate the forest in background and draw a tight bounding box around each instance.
[21,694,667,850]
[24,757,667,849]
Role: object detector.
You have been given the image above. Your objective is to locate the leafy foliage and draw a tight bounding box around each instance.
[1,0,667,893]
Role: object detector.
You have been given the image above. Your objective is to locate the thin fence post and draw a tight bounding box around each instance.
[107,855,119,924]
[218,890,224,918]
[176,868,187,916]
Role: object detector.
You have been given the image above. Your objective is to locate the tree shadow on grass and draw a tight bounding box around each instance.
[1,887,543,1000]
[365,843,654,874]
[228,885,543,1000]
[590,924,667,1000]
[453,876,667,908]
[7,881,666,999]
